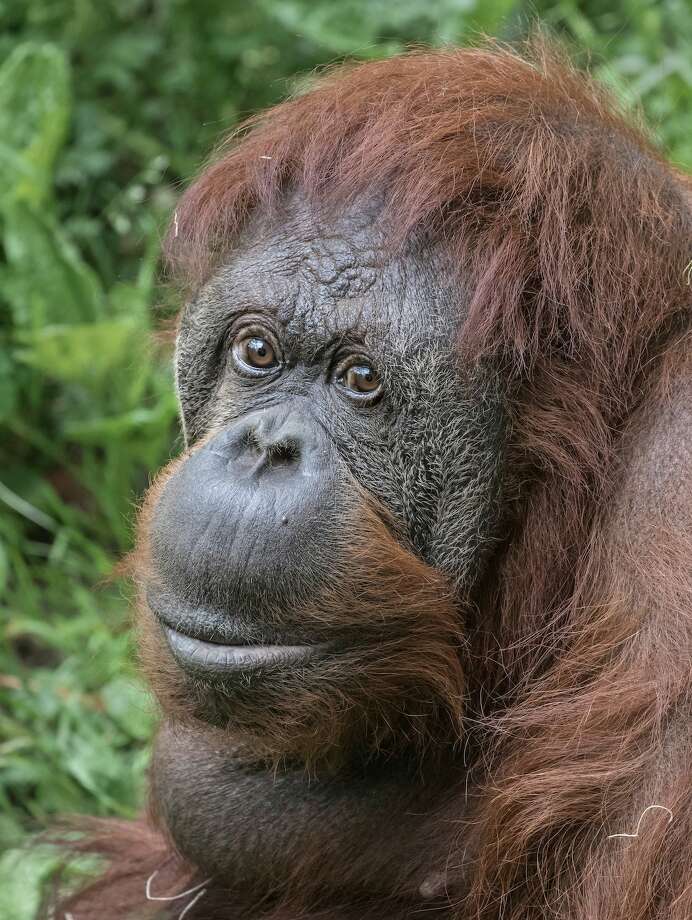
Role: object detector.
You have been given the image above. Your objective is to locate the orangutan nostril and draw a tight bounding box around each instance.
[266,438,300,467]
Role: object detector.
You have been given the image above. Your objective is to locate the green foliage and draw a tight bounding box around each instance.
[0,843,99,920]
[0,44,69,208]
[533,0,692,167]
[0,33,173,885]
[0,2,688,917]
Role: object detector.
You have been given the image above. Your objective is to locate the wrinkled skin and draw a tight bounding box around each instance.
[172,197,505,578]
[142,198,506,899]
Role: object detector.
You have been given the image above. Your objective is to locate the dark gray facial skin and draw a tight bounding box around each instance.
[148,195,508,905]
[173,196,506,590]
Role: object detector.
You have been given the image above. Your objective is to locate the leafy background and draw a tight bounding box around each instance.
[0,0,690,915]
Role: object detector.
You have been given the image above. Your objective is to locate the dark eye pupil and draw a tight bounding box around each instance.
[346,365,379,393]
[241,336,275,368]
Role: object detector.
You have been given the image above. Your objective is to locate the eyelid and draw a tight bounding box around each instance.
[332,349,372,377]
[230,314,280,340]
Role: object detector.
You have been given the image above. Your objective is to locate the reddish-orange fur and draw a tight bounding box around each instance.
[54,40,691,920]
[135,473,466,765]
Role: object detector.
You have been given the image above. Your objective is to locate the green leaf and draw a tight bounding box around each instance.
[0,204,104,327]
[15,319,140,383]
[0,43,70,207]
[62,401,178,443]
[101,676,155,742]
[467,0,517,34]
[0,537,8,594]
[0,846,63,920]
[0,347,17,422]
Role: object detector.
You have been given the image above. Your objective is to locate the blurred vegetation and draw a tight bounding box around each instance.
[0,1,689,915]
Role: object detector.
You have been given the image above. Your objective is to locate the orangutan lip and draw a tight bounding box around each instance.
[147,590,303,647]
[163,626,322,674]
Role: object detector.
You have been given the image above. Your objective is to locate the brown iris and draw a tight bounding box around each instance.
[339,363,381,398]
[233,335,278,372]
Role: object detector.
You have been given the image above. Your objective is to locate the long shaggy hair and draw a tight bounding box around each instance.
[54,39,691,920]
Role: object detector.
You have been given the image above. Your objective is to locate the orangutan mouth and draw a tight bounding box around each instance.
[163,626,323,675]
[147,589,329,675]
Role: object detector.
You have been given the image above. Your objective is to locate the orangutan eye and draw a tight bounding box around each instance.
[336,361,382,402]
[232,333,280,375]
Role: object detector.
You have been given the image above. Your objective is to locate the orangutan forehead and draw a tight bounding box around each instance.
[234,195,387,302]
[189,195,467,349]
